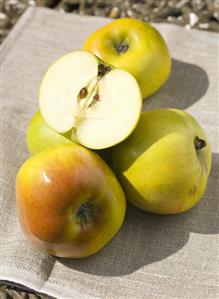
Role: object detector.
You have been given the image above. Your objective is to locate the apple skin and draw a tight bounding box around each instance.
[27,111,73,155]
[112,109,211,214]
[83,18,171,99]
[16,144,126,258]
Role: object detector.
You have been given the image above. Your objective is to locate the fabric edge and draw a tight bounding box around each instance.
[0,266,97,299]
[0,266,55,298]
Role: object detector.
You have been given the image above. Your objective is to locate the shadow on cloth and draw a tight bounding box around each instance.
[143,58,209,110]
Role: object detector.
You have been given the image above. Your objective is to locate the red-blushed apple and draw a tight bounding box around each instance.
[16,144,126,258]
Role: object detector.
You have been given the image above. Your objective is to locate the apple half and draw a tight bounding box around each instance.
[39,51,142,150]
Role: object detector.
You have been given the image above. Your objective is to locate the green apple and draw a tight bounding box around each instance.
[26,111,113,166]
[113,109,211,214]
[27,111,73,155]
[83,18,171,99]
[39,51,142,150]
[16,144,126,258]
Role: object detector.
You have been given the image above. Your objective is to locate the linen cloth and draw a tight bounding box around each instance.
[0,7,218,299]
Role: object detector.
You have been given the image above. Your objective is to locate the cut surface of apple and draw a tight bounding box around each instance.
[39,51,142,150]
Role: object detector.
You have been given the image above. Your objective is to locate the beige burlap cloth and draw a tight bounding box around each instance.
[1,7,218,299]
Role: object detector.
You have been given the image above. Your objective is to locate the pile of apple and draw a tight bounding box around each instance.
[16,18,211,258]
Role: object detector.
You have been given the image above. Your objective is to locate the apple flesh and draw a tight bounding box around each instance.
[39,51,142,150]
[16,144,126,258]
[113,109,211,214]
[83,18,171,99]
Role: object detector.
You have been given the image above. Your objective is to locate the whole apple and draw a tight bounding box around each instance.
[27,111,73,155]
[83,18,171,99]
[113,109,211,214]
[16,144,126,258]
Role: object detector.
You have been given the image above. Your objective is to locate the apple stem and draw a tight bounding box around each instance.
[194,136,206,150]
[98,63,111,78]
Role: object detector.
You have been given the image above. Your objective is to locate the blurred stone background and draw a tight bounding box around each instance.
[0,0,219,44]
[0,0,218,298]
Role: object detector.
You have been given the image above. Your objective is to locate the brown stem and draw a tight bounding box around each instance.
[98,63,111,78]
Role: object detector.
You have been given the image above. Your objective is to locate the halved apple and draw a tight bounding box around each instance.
[39,51,142,150]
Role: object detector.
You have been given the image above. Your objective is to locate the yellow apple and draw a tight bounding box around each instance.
[113,109,211,214]
[16,144,126,258]
[83,18,171,99]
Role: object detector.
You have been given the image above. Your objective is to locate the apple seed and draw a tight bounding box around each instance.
[93,94,99,101]
[79,87,88,99]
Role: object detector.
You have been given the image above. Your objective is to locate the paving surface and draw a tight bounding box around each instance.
[0,0,219,44]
